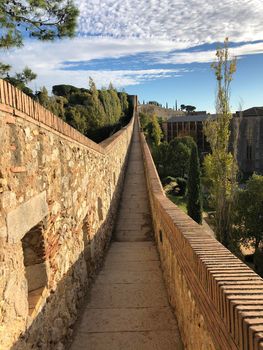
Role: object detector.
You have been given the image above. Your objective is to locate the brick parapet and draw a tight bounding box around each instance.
[139,121,263,350]
[0,79,134,155]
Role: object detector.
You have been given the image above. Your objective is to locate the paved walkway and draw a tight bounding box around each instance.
[70,122,183,350]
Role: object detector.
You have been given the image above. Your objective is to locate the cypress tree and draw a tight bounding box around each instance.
[187,143,202,224]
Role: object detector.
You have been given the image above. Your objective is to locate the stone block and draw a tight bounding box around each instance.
[0,225,7,239]
[25,263,47,292]
[7,191,48,243]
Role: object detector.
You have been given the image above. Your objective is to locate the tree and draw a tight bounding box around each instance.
[107,83,122,123]
[139,112,151,131]
[5,66,37,97]
[0,63,11,78]
[0,0,78,49]
[148,101,161,107]
[167,140,191,178]
[180,104,196,113]
[203,38,237,247]
[118,90,129,117]
[152,142,170,179]
[36,86,50,108]
[187,143,202,224]
[185,105,196,113]
[64,106,88,135]
[149,115,163,145]
[52,84,79,98]
[14,66,37,84]
[152,136,194,181]
[234,174,263,251]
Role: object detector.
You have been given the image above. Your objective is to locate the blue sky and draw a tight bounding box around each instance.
[1,0,263,112]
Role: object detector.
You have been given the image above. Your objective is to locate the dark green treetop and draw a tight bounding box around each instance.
[187,142,202,224]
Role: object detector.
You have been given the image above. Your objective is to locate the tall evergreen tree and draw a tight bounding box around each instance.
[150,115,163,146]
[187,143,202,224]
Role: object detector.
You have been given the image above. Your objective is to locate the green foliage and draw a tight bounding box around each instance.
[0,0,78,49]
[149,115,163,145]
[118,90,129,117]
[167,137,194,178]
[180,104,196,113]
[152,142,170,179]
[52,84,80,98]
[139,112,151,131]
[148,101,161,107]
[152,136,195,180]
[37,80,131,142]
[36,87,66,119]
[0,62,11,77]
[203,38,237,247]
[176,177,187,196]
[162,176,177,185]
[5,66,37,97]
[233,174,263,250]
[15,66,37,84]
[35,86,49,108]
[187,143,202,224]
[64,106,88,134]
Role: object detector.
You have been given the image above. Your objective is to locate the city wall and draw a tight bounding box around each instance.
[0,80,135,349]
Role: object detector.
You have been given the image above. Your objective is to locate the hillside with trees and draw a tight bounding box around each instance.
[1,68,132,142]
[36,79,132,142]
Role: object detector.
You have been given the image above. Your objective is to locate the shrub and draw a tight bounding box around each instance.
[175,177,187,196]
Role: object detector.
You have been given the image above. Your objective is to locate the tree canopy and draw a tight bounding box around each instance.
[0,0,79,49]
[4,66,37,97]
[180,104,196,113]
[35,80,132,142]
[234,174,263,251]
[187,143,202,224]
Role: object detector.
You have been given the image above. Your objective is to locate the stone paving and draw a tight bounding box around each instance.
[70,123,183,350]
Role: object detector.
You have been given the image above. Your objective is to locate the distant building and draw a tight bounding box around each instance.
[163,113,217,152]
[233,107,263,176]
[163,107,263,176]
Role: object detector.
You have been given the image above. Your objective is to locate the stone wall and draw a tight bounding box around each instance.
[0,80,135,350]
[140,126,263,350]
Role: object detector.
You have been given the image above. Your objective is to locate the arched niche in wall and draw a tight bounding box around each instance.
[22,220,48,316]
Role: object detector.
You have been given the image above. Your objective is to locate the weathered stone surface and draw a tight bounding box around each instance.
[0,81,135,350]
[6,191,48,243]
[25,263,47,292]
[70,125,183,350]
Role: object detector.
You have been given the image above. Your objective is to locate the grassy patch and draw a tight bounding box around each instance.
[167,194,187,213]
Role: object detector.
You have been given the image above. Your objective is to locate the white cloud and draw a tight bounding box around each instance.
[29,68,182,91]
[158,42,263,64]
[1,36,180,72]
[77,0,263,46]
[1,0,263,89]
[0,37,187,89]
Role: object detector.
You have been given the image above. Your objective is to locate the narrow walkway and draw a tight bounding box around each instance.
[70,122,183,350]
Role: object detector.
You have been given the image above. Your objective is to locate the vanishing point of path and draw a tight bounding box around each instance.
[70,122,183,350]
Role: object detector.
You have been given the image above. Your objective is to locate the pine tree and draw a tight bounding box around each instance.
[0,0,78,49]
[187,143,202,224]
